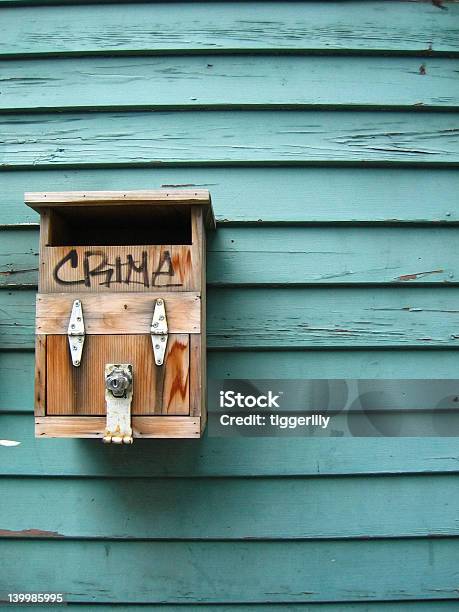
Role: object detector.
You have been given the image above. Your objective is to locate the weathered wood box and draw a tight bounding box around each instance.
[25,190,214,441]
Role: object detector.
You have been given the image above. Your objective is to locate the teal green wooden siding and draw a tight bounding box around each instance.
[2,56,459,110]
[0,2,457,54]
[1,1,459,608]
[4,287,459,349]
[2,168,458,224]
[2,111,459,165]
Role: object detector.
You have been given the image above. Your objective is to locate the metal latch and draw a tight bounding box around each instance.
[67,299,85,367]
[104,364,133,444]
[150,298,168,366]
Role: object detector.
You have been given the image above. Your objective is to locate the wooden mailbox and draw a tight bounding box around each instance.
[25,190,214,441]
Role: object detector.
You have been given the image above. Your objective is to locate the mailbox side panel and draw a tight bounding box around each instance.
[190,207,206,430]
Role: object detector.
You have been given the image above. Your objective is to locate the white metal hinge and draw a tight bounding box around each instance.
[67,299,85,367]
[150,298,168,366]
[104,363,133,444]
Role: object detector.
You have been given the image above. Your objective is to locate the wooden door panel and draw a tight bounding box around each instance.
[46,334,189,415]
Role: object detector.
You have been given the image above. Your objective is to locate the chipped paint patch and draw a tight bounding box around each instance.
[397,269,444,282]
[0,528,62,538]
[0,267,38,277]
[0,439,20,447]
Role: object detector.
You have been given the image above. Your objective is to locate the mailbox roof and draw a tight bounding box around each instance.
[25,189,215,229]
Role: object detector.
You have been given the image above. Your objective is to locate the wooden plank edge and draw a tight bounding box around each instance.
[2,49,459,61]
[36,292,201,335]
[10,160,459,172]
[24,189,210,204]
[24,189,215,229]
[36,416,201,438]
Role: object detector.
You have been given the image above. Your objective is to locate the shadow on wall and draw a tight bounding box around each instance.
[78,436,207,476]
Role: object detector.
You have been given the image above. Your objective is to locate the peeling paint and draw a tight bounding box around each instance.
[397,269,444,282]
[0,267,39,277]
[0,528,62,538]
[0,439,21,447]
[161,183,198,188]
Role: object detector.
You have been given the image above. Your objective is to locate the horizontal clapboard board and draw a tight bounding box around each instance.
[3,349,459,413]
[1,56,458,111]
[0,475,458,539]
[2,412,459,477]
[1,111,458,167]
[2,167,458,225]
[2,287,459,349]
[0,2,457,55]
[1,225,458,287]
[1,538,459,603]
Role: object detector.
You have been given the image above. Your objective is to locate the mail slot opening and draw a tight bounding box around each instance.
[45,204,192,246]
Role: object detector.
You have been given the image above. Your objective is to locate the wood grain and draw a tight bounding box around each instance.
[190,208,205,423]
[33,334,46,416]
[2,111,458,167]
[2,56,459,111]
[195,209,207,429]
[39,245,199,292]
[45,334,189,416]
[35,292,200,335]
[26,189,210,204]
[161,334,190,415]
[0,2,457,55]
[36,416,200,438]
[189,333,202,419]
